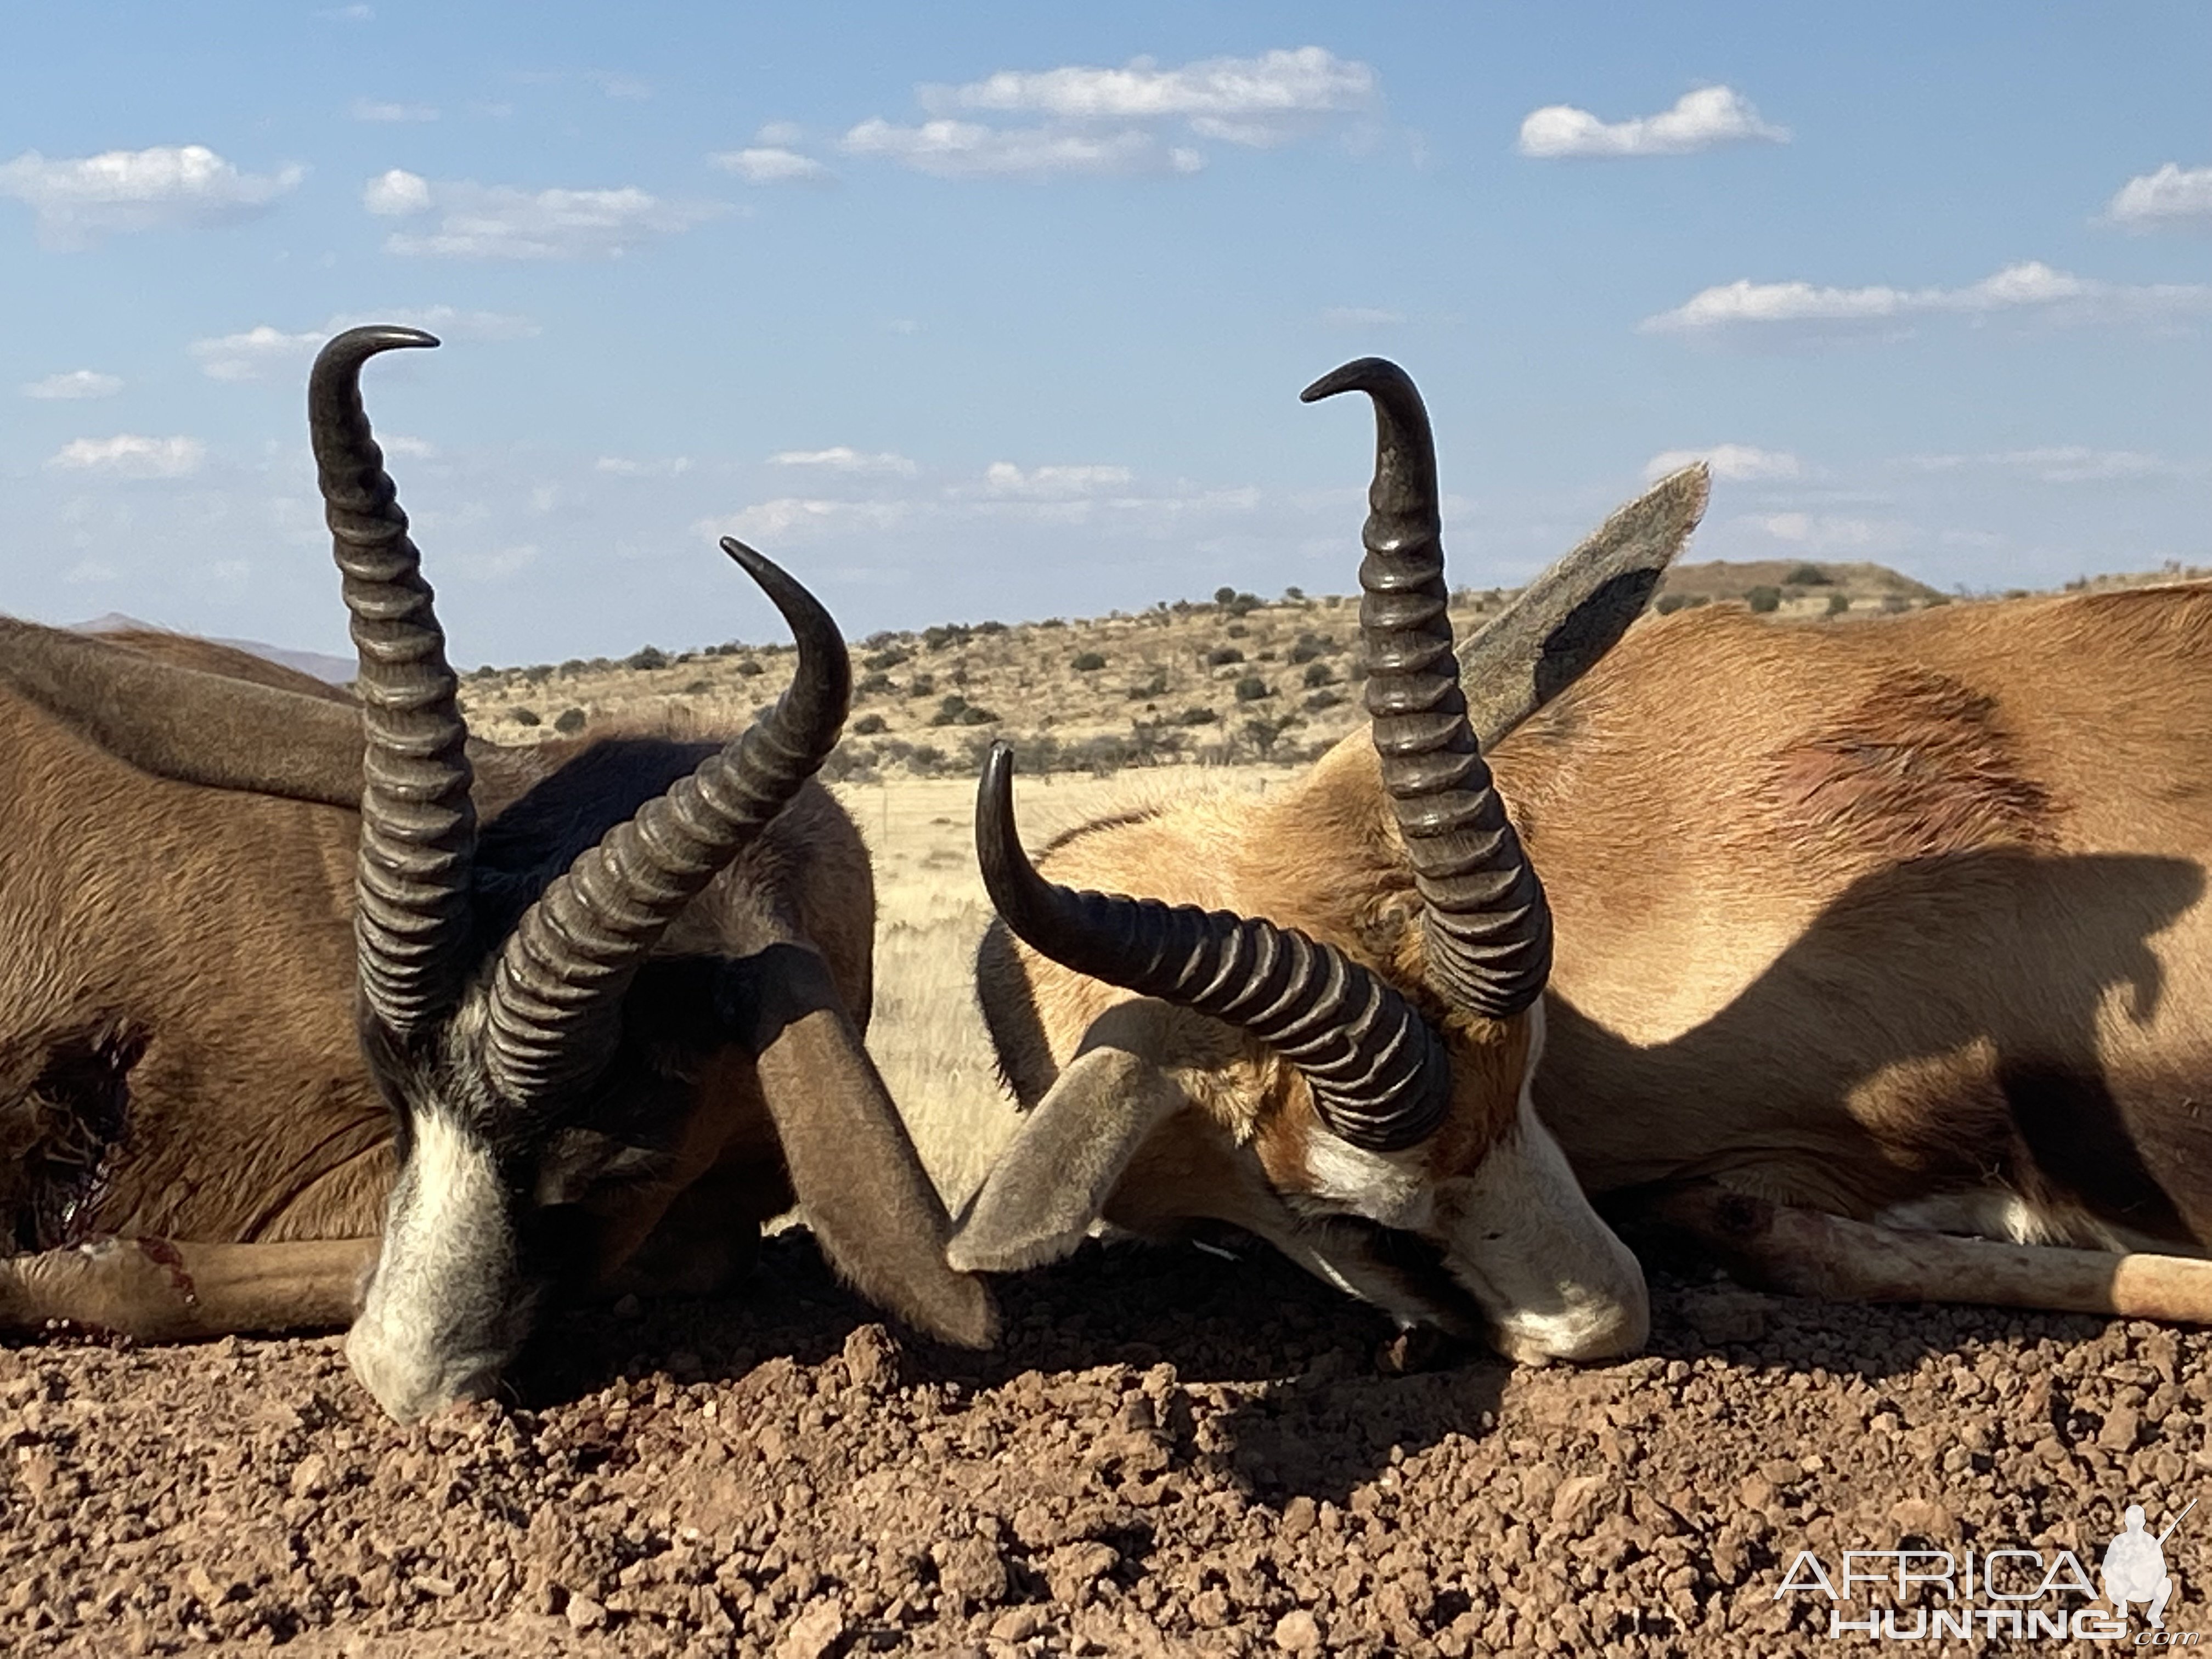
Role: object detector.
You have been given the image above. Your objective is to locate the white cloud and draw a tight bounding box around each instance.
[353,98,438,123]
[47,434,206,478]
[64,558,119,584]
[23,369,122,399]
[768,446,918,477]
[845,47,1374,180]
[1517,87,1787,160]
[1740,512,1910,554]
[595,455,693,477]
[458,544,539,580]
[2106,163,2212,231]
[380,435,437,460]
[1905,447,2177,484]
[710,146,836,185]
[980,461,1134,499]
[1321,306,1403,328]
[1643,260,2212,336]
[189,325,324,382]
[365,172,723,259]
[188,307,538,381]
[696,498,916,545]
[842,119,1201,180]
[0,144,303,250]
[363,167,433,215]
[336,304,541,341]
[1643,443,1801,483]
[927,47,1374,148]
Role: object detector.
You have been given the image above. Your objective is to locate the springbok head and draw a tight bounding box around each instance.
[963,358,1669,1362]
[314,326,988,1419]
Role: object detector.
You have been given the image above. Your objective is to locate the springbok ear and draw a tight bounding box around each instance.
[1458,463,1709,749]
[949,1039,1185,1274]
[0,616,366,806]
[744,951,999,1348]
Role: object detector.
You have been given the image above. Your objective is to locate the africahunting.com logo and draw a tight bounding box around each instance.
[1774,1497,2194,1643]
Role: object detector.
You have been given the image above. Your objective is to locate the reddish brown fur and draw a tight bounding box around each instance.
[985,583,2212,1252]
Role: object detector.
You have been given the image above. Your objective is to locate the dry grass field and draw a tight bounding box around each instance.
[833,764,1302,1208]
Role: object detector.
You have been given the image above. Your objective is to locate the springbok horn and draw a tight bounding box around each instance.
[481,538,849,1107]
[1301,358,1553,1021]
[976,743,1453,1152]
[310,325,477,1039]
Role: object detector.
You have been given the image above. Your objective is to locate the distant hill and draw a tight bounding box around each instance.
[1658,560,1946,604]
[72,613,354,685]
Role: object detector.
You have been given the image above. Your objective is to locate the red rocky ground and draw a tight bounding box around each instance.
[4,1232,2209,1656]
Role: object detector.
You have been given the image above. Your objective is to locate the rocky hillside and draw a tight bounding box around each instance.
[452,560,2198,782]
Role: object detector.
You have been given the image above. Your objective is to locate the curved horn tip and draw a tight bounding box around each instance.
[1299,355,1415,406]
[312,325,441,378]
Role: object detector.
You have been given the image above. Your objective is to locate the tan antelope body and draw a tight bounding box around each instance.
[958,356,2212,1353]
[0,328,990,1419]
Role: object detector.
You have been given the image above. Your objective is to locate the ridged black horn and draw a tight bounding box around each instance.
[310,325,476,1039]
[977,743,1452,1152]
[1301,358,1552,1020]
[481,539,850,1107]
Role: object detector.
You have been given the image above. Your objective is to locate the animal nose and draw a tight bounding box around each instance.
[345,1324,504,1423]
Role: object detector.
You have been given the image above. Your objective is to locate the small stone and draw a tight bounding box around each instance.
[289,1454,331,1499]
[1889,1498,1955,1539]
[1279,1495,1317,1540]
[842,1324,899,1396]
[990,1607,1042,1642]
[777,1599,847,1659]
[2098,1406,2142,1452]
[565,1594,607,1632]
[1274,1608,1324,1652]
[1550,1474,1607,1528]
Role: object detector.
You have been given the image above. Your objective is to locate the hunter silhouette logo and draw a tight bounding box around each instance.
[2104,1499,2192,1629]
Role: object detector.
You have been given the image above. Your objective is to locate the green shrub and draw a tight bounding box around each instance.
[1825,592,1850,616]
[1177,706,1218,726]
[513,707,541,726]
[626,646,669,672]
[853,712,888,735]
[554,708,585,734]
[1785,563,1831,586]
[1746,586,1782,614]
[1302,661,1335,689]
[1071,651,1107,672]
[1233,676,1272,703]
[1205,646,1244,667]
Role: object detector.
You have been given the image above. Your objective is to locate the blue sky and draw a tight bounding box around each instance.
[2,2,2206,664]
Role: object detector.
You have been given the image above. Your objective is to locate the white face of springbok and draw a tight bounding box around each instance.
[955,356,1655,1364]
[314,325,854,1421]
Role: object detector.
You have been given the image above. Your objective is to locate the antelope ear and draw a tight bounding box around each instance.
[742,946,998,1348]
[1458,463,1709,749]
[949,1039,1184,1274]
[0,616,366,806]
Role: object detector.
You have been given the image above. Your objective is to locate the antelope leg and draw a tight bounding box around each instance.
[1651,1187,2212,1324]
[0,1236,376,1340]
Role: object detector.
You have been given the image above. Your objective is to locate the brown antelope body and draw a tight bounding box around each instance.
[956,355,2212,1355]
[0,328,991,1420]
